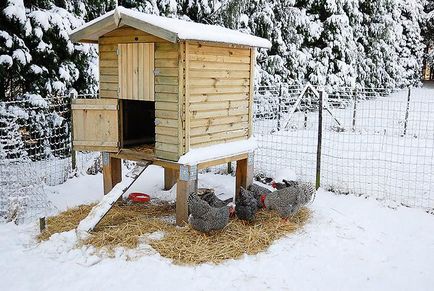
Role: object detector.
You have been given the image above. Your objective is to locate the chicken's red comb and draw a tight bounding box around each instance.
[271,181,277,188]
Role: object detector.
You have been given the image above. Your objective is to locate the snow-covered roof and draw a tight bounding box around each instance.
[69,6,271,49]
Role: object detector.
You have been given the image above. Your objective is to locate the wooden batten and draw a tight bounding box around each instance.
[248,48,255,137]
[178,41,186,156]
[184,42,191,153]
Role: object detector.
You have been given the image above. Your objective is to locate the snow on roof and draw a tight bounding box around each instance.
[69,6,271,49]
[178,138,257,165]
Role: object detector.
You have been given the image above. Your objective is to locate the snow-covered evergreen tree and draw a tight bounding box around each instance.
[358,0,401,89]
[0,103,27,162]
[396,0,425,86]
[1,0,96,100]
[423,1,434,74]
[0,0,97,160]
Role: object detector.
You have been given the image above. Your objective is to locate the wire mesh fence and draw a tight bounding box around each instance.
[253,85,434,210]
[1,84,433,223]
[322,88,434,208]
[0,95,97,223]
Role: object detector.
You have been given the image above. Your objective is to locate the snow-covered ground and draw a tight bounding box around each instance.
[0,152,99,221]
[1,167,434,291]
[255,86,434,209]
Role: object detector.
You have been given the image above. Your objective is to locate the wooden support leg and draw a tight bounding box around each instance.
[102,152,122,195]
[176,164,198,226]
[164,168,179,190]
[235,152,254,197]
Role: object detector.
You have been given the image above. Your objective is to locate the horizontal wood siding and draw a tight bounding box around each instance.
[154,42,180,161]
[98,26,180,161]
[185,42,252,149]
[99,26,167,100]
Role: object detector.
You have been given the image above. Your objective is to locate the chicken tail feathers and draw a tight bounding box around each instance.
[223,197,234,205]
[188,193,211,217]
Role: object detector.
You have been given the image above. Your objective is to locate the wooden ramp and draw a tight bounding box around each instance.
[76,162,151,238]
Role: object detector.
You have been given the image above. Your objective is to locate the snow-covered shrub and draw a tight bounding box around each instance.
[0,0,97,99]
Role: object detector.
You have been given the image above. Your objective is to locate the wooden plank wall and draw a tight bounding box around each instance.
[99,26,181,161]
[185,42,252,149]
[99,26,166,99]
[154,42,181,161]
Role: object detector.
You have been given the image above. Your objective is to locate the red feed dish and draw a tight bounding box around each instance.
[128,192,151,203]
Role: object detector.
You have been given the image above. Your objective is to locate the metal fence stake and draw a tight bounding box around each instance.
[315,90,323,190]
[39,217,46,233]
[277,84,283,130]
[69,92,77,171]
[403,86,411,136]
[352,88,357,131]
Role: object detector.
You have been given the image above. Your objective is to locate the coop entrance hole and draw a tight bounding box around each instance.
[122,100,155,147]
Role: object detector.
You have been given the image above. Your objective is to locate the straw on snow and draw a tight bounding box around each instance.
[38,202,310,265]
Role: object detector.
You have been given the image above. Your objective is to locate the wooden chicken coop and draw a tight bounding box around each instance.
[69,7,271,225]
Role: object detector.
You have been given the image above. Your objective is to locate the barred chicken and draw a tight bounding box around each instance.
[272,179,299,190]
[235,187,258,222]
[198,188,233,208]
[255,173,273,184]
[260,182,315,218]
[247,183,272,209]
[188,193,235,233]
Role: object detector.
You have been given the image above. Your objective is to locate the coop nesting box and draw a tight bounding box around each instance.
[69,7,271,225]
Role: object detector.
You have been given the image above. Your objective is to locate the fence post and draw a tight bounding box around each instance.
[305,89,313,128]
[315,90,323,190]
[39,217,46,233]
[227,162,233,174]
[403,86,411,136]
[276,84,283,130]
[352,88,357,131]
[69,91,77,171]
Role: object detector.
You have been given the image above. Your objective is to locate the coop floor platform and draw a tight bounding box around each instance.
[110,144,155,162]
[109,146,251,171]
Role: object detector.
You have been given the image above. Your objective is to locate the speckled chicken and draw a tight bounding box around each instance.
[260,182,315,218]
[272,179,299,190]
[235,187,258,222]
[198,188,233,208]
[247,183,272,209]
[188,193,234,233]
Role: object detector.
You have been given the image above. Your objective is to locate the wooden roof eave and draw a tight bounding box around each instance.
[69,13,118,43]
[69,11,179,44]
[120,14,178,43]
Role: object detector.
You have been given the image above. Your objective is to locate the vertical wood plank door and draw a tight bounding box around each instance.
[118,43,155,101]
[71,99,120,152]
